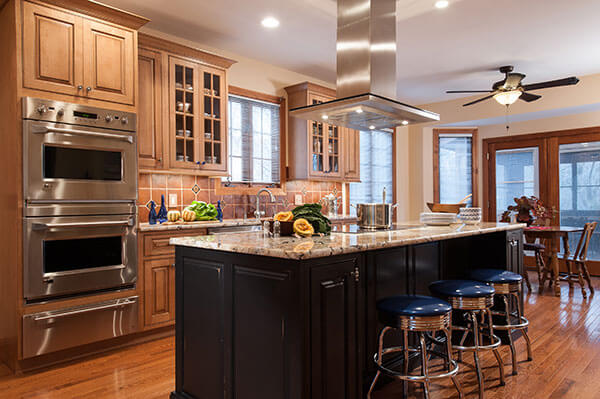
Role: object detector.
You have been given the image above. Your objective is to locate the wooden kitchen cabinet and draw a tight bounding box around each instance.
[137,34,234,175]
[138,47,164,168]
[22,0,137,106]
[343,128,361,182]
[140,228,207,329]
[285,82,360,181]
[310,259,363,399]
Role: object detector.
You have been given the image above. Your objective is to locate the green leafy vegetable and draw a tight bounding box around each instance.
[185,201,218,221]
[292,203,331,234]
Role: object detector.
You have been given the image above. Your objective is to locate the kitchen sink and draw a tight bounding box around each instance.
[207,224,262,235]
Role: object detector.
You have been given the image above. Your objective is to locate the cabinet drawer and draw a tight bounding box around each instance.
[23,296,138,358]
[143,229,207,257]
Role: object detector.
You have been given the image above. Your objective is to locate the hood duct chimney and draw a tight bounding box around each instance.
[290,0,440,131]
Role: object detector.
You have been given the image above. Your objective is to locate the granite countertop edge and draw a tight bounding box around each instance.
[169,223,526,260]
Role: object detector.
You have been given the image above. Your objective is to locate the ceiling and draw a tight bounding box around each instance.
[104,0,600,104]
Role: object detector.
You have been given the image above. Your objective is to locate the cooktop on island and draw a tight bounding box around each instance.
[331,223,421,234]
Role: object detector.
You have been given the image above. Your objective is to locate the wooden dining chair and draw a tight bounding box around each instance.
[559,222,597,298]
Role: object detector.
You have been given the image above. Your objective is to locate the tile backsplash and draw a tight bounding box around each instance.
[138,174,343,223]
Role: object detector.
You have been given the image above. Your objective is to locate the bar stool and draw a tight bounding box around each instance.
[429,280,504,399]
[368,295,463,399]
[470,269,533,375]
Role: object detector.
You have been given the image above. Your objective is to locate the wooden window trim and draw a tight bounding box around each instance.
[215,86,287,196]
[433,128,479,207]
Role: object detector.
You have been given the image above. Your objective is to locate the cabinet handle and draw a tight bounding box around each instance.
[350,266,360,282]
[171,263,176,268]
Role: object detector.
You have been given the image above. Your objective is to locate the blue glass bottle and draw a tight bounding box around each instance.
[148,200,158,225]
[216,200,223,222]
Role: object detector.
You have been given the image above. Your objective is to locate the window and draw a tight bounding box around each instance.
[495,147,540,220]
[433,129,477,206]
[349,130,393,213]
[226,94,280,184]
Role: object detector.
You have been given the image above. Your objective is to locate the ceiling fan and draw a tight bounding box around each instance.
[446,66,580,107]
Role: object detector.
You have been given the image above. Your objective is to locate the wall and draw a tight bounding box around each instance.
[138,174,343,223]
[401,72,600,221]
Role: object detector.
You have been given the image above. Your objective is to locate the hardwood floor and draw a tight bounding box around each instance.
[1,274,599,398]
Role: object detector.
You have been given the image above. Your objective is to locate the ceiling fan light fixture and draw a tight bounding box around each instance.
[493,90,522,105]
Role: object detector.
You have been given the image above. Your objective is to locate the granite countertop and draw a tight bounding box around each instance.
[139,215,357,232]
[169,222,526,260]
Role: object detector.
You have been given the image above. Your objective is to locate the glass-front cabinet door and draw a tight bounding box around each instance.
[201,67,227,171]
[169,56,227,172]
[308,93,342,179]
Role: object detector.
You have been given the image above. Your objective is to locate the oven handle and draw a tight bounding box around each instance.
[32,299,137,321]
[32,219,134,230]
[32,126,134,144]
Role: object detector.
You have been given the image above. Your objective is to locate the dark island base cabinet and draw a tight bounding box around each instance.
[171,229,523,399]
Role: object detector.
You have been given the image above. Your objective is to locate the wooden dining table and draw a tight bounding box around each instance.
[524,225,584,296]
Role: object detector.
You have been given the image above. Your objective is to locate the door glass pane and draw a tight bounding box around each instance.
[44,146,122,181]
[559,142,600,260]
[495,147,539,220]
[44,236,122,273]
[439,135,473,205]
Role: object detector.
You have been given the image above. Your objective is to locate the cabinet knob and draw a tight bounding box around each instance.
[350,267,360,282]
[86,86,92,92]
[77,85,83,90]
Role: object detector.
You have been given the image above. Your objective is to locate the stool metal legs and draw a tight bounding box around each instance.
[368,325,463,399]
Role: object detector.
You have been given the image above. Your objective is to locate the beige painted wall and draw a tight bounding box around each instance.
[400,73,600,222]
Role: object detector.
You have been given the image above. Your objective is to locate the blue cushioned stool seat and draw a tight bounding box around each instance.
[429,280,495,298]
[470,269,523,284]
[377,295,451,317]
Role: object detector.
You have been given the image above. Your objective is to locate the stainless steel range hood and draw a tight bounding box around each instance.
[289,0,439,131]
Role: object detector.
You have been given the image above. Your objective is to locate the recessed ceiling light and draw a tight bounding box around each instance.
[261,16,280,28]
[322,114,329,120]
[355,108,363,114]
[435,0,449,9]
[369,125,375,130]
[402,120,409,125]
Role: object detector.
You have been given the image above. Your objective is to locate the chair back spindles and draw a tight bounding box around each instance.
[575,222,597,262]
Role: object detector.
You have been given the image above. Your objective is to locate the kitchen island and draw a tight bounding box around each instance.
[169,222,525,399]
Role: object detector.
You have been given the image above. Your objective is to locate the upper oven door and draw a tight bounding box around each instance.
[24,120,137,202]
[24,213,137,301]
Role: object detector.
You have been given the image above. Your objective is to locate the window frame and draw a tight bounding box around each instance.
[216,86,286,196]
[433,128,479,207]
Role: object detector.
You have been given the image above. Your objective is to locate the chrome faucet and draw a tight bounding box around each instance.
[254,188,276,220]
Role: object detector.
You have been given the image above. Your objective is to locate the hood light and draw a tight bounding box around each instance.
[322,114,329,120]
[493,90,522,105]
[355,108,363,114]
[369,125,375,130]
[402,120,409,125]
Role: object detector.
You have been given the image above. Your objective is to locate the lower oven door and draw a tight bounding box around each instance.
[22,296,139,358]
[23,120,137,202]
[24,214,137,301]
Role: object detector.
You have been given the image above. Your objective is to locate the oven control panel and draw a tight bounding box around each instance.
[22,97,136,132]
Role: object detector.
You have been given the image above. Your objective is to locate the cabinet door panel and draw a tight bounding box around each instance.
[22,1,83,95]
[344,128,361,181]
[144,257,175,326]
[310,259,362,399]
[138,48,163,168]
[199,67,227,171]
[83,19,134,105]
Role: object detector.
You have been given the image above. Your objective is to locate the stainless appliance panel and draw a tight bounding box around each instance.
[22,296,138,358]
[23,97,136,132]
[24,202,136,217]
[24,120,137,202]
[24,213,137,301]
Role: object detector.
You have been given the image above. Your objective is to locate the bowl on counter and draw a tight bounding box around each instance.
[426,202,466,214]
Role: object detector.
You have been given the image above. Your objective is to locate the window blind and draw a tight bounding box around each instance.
[349,130,393,214]
[227,95,280,183]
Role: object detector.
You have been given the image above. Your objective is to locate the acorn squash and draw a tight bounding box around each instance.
[274,211,294,222]
[293,218,314,237]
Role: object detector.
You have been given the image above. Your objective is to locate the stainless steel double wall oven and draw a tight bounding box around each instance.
[23,98,138,303]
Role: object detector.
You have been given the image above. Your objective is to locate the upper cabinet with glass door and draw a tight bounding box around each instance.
[285,82,357,181]
[136,33,235,174]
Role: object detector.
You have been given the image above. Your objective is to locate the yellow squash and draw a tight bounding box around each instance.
[182,208,196,222]
[274,211,294,222]
[167,210,181,222]
[293,218,314,237]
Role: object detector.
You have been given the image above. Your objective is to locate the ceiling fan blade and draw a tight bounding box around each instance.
[522,76,580,91]
[446,90,493,93]
[520,92,542,102]
[462,93,496,107]
[503,73,526,89]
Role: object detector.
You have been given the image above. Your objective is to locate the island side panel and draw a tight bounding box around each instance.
[172,246,305,399]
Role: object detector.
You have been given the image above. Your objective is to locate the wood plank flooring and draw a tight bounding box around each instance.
[1,274,600,399]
